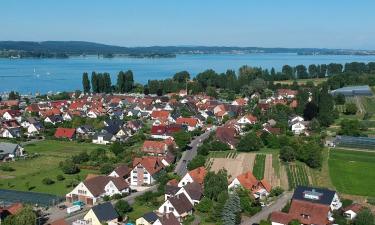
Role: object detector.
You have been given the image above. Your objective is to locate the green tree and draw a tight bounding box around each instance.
[110,142,124,156]
[91,72,99,93]
[196,197,213,213]
[295,65,308,79]
[115,200,132,217]
[204,170,228,201]
[173,71,190,83]
[124,70,134,92]
[173,131,191,150]
[82,72,91,93]
[59,159,80,174]
[2,205,37,225]
[187,155,206,170]
[339,119,362,136]
[8,91,20,100]
[334,93,346,105]
[353,208,374,225]
[117,71,126,93]
[289,220,301,225]
[282,65,294,79]
[100,163,115,175]
[237,132,263,152]
[207,86,218,98]
[317,84,335,126]
[280,146,296,162]
[221,192,241,225]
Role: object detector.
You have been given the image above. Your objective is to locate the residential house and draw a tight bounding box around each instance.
[54,128,76,140]
[228,171,271,199]
[270,186,342,225]
[165,182,203,206]
[66,175,129,205]
[82,202,119,225]
[236,114,257,128]
[130,157,165,186]
[136,212,159,225]
[178,167,207,187]
[142,140,169,156]
[108,165,130,180]
[215,126,238,149]
[0,203,23,223]
[158,193,193,222]
[0,127,21,139]
[175,117,200,131]
[27,122,44,136]
[277,89,298,99]
[151,124,183,139]
[76,125,95,136]
[343,204,363,220]
[44,115,63,125]
[92,132,115,145]
[127,120,143,132]
[231,98,248,106]
[2,110,22,122]
[153,213,181,225]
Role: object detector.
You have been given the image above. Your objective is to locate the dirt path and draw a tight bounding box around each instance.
[279,163,289,190]
[264,154,280,187]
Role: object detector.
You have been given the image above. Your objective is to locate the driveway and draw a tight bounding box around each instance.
[241,192,293,225]
[174,128,215,176]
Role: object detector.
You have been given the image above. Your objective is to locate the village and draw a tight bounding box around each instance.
[0,69,375,225]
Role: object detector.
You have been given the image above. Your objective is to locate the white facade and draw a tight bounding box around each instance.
[129,165,155,186]
[178,173,194,187]
[291,122,306,135]
[344,210,358,220]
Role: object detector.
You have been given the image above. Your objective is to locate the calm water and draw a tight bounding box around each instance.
[1,53,375,94]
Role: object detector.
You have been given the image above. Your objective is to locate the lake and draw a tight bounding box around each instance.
[1,53,375,94]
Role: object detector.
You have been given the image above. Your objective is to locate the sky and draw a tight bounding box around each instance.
[1,0,375,49]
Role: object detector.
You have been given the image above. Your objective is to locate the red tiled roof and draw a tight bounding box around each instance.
[54,128,76,139]
[277,89,298,96]
[151,110,170,119]
[176,117,199,127]
[5,203,23,215]
[288,199,330,225]
[270,212,293,224]
[133,156,164,175]
[50,219,69,225]
[343,203,363,213]
[142,140,168,154]
[188,167,207,185]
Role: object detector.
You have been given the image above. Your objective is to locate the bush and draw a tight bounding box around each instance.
[0,165,15,172]
[100,163,115,175]
[59,159,80,174]
[111,193,123,200]
[102,195,110,201]
[269,187,284,197]
[56,174,65,181]
[344,103,358,115]
[115,200,132,216]
[196,197,213,213]
[42,178,55,185]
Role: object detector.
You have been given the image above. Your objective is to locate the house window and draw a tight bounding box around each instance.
[144,171,148,175]
[169,207,174,212]
[133,176,137,179]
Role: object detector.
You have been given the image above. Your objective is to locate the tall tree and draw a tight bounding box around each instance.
[295,65,308,79]
[124,70,134,92]
[82,72,91,93]
[117,71,126,93]
[221,192,241,225]
[91,72,99,93]
[282,65,294,79]
[317,84,335,126]
[308,64,319,78]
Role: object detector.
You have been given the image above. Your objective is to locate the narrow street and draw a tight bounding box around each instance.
[240,192,293,225]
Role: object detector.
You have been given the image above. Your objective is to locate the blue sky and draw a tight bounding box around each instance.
[1,0,375,49]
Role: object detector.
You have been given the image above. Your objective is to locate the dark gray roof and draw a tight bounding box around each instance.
[184,182,203,201]
[142,211,159,223]
[91,202,119,222]
[93,131,113,141]
[292,186,336,206]
[168,193,193,214]
[331,85,373,96]
[165,185,180,196]
[0,142,20,154]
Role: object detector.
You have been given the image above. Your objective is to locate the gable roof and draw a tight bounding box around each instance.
[83,176,129,197]
[158,213,181,225]
[133,156,164,175]
[141,211,159,223]
[168,193,193,215]
[112,165,130,178]
[215,127,238,146]
[183,182,203,201]
[188,166,207,185]
[292,186,336,206]
[142,140,168,154]
[289,199,330,225]
[54,128,76,139]
[91,202,119,222]
[0,142,20,155]
[151,110,170,119]
[176,117,199,127]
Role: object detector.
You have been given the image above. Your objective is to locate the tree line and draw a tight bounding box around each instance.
[82,61,375,96]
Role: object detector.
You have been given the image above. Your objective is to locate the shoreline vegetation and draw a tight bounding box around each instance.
[1,41,375,59]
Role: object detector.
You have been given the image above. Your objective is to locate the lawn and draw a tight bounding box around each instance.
[273,77,327,85]
[253,154,266,180]
[0,140,105,196]
[127,201,156,222]
[329,149,375,197]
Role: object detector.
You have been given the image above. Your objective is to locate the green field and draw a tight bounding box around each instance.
[253,154,266,180]
[273,78,327,85]
[286,163,310,190]
[329,149,375,197]
[0,140,105,196]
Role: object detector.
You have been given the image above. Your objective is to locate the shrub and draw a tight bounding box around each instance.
[59,159,80,174]
[115,200,132,216]
[56,174,65,181]
[111,193,123,200]
[269,187,284,197]
[42,178,55,185]
[102,195,110,201]
[100,163,114,175]
[0,165,15,172]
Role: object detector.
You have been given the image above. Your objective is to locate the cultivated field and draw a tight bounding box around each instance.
[273,78,327,85]
[329,149,375,197]
[0,140,104,196]
[207,152,281,187]
[285,163,311,190]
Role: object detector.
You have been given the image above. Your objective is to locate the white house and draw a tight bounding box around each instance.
[178,167,206,188]
[158,193,193,222]
[130,157,164,186]
[0,128,21,139]
[291,121,306,135]
[66,175,129,205]
[236,114,257,127]
[27,123,43,135]
[92,132,114,145]
[343,204,363,220]
[63,113,73,121]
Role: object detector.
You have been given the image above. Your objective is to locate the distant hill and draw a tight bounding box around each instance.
[0,41,374,58]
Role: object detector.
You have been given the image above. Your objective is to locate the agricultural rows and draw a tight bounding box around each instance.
[286,163,310,190]
[253,154,266,180]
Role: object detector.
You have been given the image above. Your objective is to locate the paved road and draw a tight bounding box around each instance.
[240,192,293,225]
[174,128,215,176]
